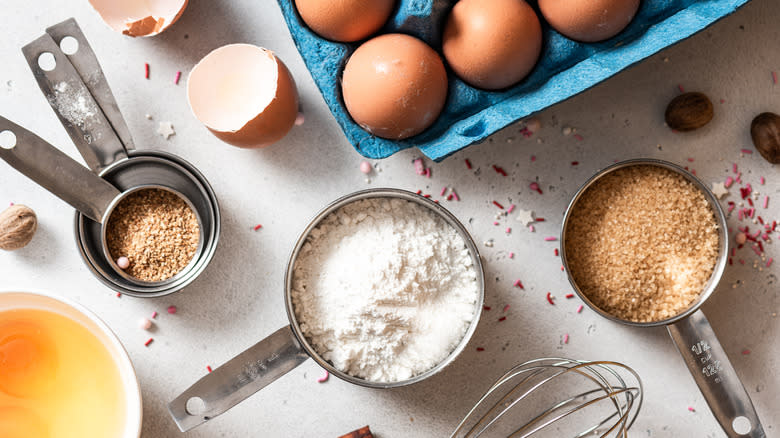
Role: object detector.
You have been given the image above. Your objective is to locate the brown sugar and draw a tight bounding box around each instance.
[106,188,200,282]
[564,165,720,323]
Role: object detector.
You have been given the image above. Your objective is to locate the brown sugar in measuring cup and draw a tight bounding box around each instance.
[105,187,201,283]
[561,159,766,438]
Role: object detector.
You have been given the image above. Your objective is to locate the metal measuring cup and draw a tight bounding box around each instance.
[0,19,220,297]
[560,159,765,438]
[168,188,486,432]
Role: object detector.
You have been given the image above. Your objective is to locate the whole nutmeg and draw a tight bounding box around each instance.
[665,92,714,132]
[751,112,780,164]
[0,204,38,251]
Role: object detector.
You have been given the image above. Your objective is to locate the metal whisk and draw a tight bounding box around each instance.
[451,358,643,438]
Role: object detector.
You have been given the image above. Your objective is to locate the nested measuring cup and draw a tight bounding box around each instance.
[0,18,219,296]
[168,188,486,432]
[560,159,765,438]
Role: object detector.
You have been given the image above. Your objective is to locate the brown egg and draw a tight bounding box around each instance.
[342,34,448,140]
[187,44,299,149]
[539,0,640,43]
[442,0,542,91]
[88,0,188,37]
[295,0,396,42]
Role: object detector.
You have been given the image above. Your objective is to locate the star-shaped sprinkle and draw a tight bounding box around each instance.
[157,121,175,140]
[711,182,729,199]
[515,209,535,226]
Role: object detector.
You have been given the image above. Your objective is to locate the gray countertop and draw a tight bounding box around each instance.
[0,1,777,437]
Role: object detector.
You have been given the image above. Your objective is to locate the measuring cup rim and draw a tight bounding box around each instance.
[283,187,486,388]
[74,150,221,297]
[559,158,729,328]
[99,184,206,286]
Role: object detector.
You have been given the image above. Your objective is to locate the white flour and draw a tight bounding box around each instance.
[291,197,479,383]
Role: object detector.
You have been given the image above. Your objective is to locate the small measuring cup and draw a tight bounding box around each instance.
[168,188,486,432]
[560,159,765,438]
[0,18,220,297]
[0,118,214,294]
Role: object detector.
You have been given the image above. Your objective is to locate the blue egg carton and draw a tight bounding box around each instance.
[277,0,751,161]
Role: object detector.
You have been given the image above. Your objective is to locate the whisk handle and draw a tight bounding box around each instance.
[668,310,765,438]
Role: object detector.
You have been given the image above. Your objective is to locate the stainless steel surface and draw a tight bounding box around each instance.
[451,358,642,438]
[168,188,486,431]
[169,326,309,432]
[0,115,120,222]
[22,23,129,173]
[560,159,765,437]
[75,151,220,297]
[45,19,135,153]
[668,311,766,438]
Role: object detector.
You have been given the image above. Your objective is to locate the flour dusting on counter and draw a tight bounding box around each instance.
[291,197,478,382]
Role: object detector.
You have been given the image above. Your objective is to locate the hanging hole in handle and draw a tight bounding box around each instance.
[732,416,752,435]
[0,130,17,149]
[59,36,79,55]
[38,52,56,71]
[185,396,207,416]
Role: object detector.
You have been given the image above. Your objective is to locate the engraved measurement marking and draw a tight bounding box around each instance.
[691,340,723,383]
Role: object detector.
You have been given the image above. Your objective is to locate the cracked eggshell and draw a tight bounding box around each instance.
[342,34,448,140]
[538,0,640,43]
[187,44,299,149]
[88,0,188,37]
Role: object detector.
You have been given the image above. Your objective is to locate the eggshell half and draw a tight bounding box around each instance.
[295,0,396,42]
[187,44,299,149]
[442,0,542,90]
[342,34,448,140]
[88,0,188,37]
[538,0,641,43]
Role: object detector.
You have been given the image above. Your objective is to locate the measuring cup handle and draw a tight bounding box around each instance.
[0,116,120,222]
[168,326,310,432]
[667,310,766,437]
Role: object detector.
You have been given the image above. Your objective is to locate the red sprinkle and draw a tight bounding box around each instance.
[740,149,753,155]
[498,316,507,322]
[503,304,510,312]
[416,189,422,195]
[554,248,559,256]
[423,194,431,198]
[544,237,557,242]
[688,406,696,413]
[144,63,150,79]
[483,305,492,311]
[571,161,579,166]
[493,200,505,209]
[452,190,460,202]
[563,334,569,344]
[317,370,329,383]
[151,311,158,319]
[565,293,574,299]
[507,204,516,214]
[116,292,121,298]
[729,258,733,265]
[144,338,154,347]
[577,305,583,313]
[529,182,542,194]
[476,347,485,352]
[687,157,695,162]
[253,224,263,231]
[465,159,472,169]
[174,71,182,85]
[742,349,751,355]
[207,366,212,373]
[678,84,685,93]
[492,165,508,176]
[535,217,545,222]
[440,186,447,196]
[766,258,773,268]
[167,305,177,314]
[546,292,555,305]
[513,280,524,289]
[773,71,778,85]
[763,196,769,209]
[747,198,754,207]
[447,194,453,201]
[573,134,584,141]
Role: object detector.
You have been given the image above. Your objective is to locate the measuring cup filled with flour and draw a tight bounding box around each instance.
[169,189,485,431]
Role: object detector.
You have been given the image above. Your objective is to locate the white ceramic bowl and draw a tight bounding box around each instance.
[0,290,142,437]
